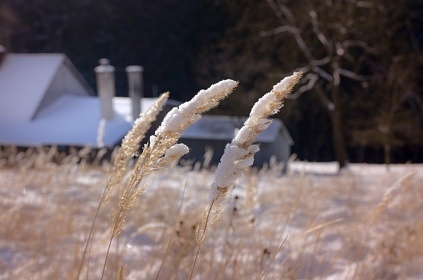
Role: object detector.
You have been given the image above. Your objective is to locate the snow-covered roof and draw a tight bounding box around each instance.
[0,53,93,122]
[181,115,293,144]
[0,95,132,147]
[0,93,181,147]
[0,53,182,147]
[0,53,293,147]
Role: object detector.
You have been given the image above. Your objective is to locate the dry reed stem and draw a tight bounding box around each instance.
[191,71,302,279]
[101,79,237,279]
[117,265,126,280]
[155,181,187,280]
[351,171,418,277]
[370,171,416,222]
[77,93,169,279]
[257,235,289,280]
[107,92,170,200]
[1,153,422,278]
[110,79,237,238]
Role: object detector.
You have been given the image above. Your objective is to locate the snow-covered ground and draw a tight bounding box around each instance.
[0,161,422,279]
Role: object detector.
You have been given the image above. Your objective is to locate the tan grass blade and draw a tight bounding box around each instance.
[77,93,169,280]
[190,72,303,279]
[101,79,238,280]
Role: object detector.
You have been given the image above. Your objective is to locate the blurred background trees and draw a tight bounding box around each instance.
[1,0,422,164]
[0,1,19,49]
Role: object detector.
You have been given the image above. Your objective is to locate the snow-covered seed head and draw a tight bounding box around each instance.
[272,71,303,99]
[120,92,169,158]
[210,71,302,201]
[155,79,238,136]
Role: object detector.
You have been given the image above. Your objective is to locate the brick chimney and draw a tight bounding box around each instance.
[94,58,115,120]
[125,65,144,120]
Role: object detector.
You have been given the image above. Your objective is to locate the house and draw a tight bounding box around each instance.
[179,115,293,168]
[0,53,177,147]
[0,52,294,167]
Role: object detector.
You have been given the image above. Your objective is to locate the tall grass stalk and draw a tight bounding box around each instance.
[100,79,238,279]
[77,93,169,279]
[352,171,417,277]
[1,139,421,278]
[190,71,303,278]
[257,235,289,280]
[155,181,187,280]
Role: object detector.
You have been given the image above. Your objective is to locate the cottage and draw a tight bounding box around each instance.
[0,52,294,167]
[0,53,177,147]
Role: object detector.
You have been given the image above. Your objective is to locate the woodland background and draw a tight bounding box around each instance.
[0,0,422,164]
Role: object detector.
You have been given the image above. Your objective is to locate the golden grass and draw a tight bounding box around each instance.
[1,73,422,279]
[0,148,422,279]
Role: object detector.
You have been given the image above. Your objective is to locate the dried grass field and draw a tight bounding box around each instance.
[0,150,422,279]
[1,74,422,279]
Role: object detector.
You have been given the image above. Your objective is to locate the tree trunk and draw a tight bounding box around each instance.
[330,86,348,168]
[315,82,348,168]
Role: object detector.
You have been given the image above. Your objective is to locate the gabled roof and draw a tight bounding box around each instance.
[0,95,132,147]
[0,53,93,122]
[0,94,180,147]
[0,53,183,148]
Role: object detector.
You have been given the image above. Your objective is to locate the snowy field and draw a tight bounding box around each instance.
[0,158,422,279]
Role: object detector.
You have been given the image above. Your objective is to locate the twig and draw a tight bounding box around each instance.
[257,235,289,280]
[155,181,187,280]
[189,200,216,280]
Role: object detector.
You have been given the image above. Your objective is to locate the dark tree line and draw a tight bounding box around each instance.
[1,0,200,100]
[1,0,422,163]
[192,0,423,164]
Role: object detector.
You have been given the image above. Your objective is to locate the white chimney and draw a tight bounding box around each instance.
[125,65,144,120]
[94,58,115,120]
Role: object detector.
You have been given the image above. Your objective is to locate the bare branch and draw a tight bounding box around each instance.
[309,10,332,53]
[261,22,314,61]
[333,64,341,87]
[311,56,331,66]
[315,83,335,112]
[338,68,369,81]
[312,66,333,82]
[342,40,369,50]
[260,25,297,37]
[272,0,296,24]
[263,2,333,68]
[265,0,283,19]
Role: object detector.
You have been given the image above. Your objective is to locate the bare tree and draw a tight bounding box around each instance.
[263,0,423,165]
[263,0,377,167]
